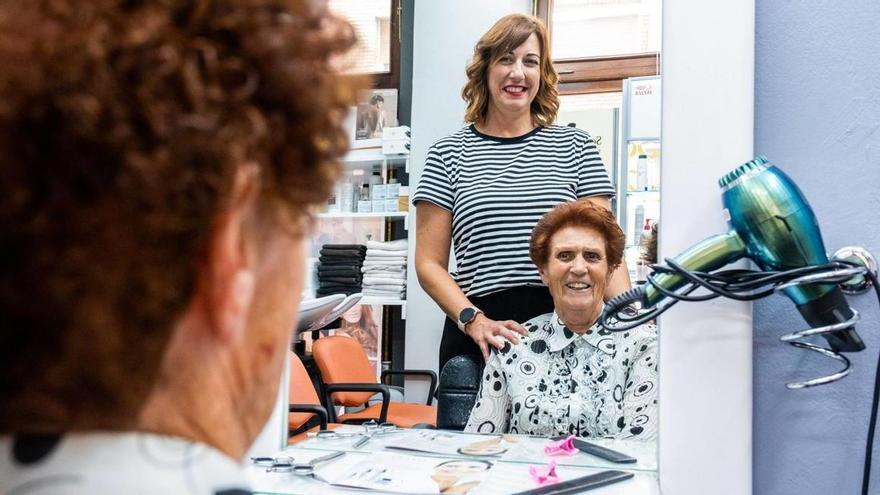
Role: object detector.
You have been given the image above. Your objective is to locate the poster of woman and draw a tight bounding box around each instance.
[353,88,398,146]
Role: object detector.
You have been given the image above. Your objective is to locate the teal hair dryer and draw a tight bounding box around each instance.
[613,156,864,352]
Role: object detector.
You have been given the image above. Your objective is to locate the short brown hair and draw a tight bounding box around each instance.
[0,0,357,432]
[462,14,559,126]
[529,201,626,271]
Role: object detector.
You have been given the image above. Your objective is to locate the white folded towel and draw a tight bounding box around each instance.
[367,239,409,251]
[362,283,406,291]
[363,289,406,298]
[363,276,407,286]
[362,258,407,266]
[362,265,407,274]
[365,248,408,258]
[363,272,406,281]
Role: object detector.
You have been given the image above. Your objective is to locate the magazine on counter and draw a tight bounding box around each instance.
[383,429,516,457]
[314,451,493,494]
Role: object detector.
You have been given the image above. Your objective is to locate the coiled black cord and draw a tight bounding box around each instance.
[600,259,864,331]
[599,259,880,495]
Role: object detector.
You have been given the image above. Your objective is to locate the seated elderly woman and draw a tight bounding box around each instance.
[464,200,658,439]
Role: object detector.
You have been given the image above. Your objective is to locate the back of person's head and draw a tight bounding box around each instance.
[0,0,356,433]
[529,200,626,271]
[462,13,559,126]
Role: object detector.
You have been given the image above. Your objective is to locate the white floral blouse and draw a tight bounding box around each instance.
[464,311,658,440]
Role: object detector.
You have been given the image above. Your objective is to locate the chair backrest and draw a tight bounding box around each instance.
[311,335,376,406]
[288,352,321,430]
[436,355,483,430]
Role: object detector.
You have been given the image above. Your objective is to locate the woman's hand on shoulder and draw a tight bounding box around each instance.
[465,314,528,361]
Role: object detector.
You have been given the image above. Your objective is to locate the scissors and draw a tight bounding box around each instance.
[315,420,402,446]
[251,450,346,475]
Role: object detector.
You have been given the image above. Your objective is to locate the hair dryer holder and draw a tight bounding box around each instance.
[780,246,876,389]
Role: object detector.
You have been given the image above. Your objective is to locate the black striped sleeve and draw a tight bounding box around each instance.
[575,129,616,199]
[412,143,454,211]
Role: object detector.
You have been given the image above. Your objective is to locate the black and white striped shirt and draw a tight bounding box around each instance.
[413,124,615,297]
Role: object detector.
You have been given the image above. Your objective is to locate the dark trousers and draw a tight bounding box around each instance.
[438,285,554,374]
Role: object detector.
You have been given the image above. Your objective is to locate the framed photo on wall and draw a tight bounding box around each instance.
[351,88,399,149]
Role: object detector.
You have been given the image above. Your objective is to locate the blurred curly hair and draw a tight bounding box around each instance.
[0,0,358,432]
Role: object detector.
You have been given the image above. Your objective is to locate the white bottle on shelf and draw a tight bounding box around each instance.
[340,180,354,213]
[642,219,653,249]
[636,154,649,191]
[368,170,383,188]
[357,184,372,213]
[633,205,645,246]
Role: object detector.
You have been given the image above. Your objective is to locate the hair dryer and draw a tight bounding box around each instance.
[606,156,864,352]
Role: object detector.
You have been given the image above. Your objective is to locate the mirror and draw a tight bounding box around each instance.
[265,1,754,492]
[408,1,752,492]
[404,0,663,478]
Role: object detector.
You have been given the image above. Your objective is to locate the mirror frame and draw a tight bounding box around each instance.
[659,0,754,493]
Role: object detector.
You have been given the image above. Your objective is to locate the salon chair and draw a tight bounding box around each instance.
[436,355,483,431]
[312,335,438,427]
[288,352,342,444]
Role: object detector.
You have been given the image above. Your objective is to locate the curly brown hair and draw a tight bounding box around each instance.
[0,0,358,432]
[462,14,559,126]
[529,200,626,272]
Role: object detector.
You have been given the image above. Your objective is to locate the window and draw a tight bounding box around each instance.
[329,0,400,88]
[535,0,660,94]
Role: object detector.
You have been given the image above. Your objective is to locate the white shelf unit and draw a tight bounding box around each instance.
[307,146,413,380]
[619,76,661,283]
[342,149,410,174]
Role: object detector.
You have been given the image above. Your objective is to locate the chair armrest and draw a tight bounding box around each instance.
[323,383,390,423]
[381,369,438,405]
[288,404,328,430]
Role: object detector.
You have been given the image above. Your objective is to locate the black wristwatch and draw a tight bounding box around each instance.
[457,307,483,332]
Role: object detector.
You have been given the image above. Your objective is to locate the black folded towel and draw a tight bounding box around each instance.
[321,244,366,251]
[318,276,361,285]
[319,248,367,259]
[317,281,362,289]
[316,287,360,297]
[317,259,364,268]
[317,265,362,276]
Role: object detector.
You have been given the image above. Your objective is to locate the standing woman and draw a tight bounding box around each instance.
[413,14,630,373]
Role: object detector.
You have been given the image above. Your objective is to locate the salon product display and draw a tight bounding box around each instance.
[316,244,366,297]
[362,239,408,299]
[382,125,411,155]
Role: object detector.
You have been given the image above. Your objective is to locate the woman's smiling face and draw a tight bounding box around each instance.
[486,33,541,118]
[538,225,611,332]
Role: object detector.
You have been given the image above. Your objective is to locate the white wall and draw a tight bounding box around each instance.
[659,0,754,492]
[405,0,530,400]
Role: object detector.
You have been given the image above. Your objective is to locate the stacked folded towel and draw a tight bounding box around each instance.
[361,239,408,299]
[316,244,366,297]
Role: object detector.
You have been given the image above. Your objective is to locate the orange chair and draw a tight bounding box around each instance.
[288,352,339,443]
[311,335,438,428]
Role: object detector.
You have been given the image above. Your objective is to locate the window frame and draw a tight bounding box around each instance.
[339,0,401,89]
[534,0,659,95]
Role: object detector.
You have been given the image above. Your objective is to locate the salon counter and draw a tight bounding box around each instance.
[248,426,659,494]
[294,425,657,472]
